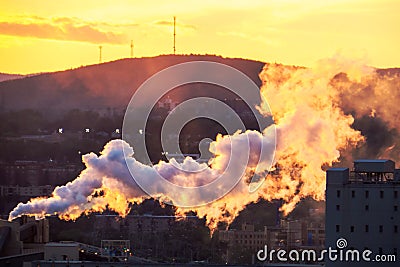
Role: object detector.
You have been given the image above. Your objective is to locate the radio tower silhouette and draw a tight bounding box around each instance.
[130,40,134,58]
[173,16,176,54]
[99,46,102,63]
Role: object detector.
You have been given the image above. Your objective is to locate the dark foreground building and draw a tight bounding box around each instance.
[326,159,399,266]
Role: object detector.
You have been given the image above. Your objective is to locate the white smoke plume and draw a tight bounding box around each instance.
[9,129,276,227]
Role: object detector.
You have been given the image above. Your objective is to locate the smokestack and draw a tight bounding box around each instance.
[275,199,283,227]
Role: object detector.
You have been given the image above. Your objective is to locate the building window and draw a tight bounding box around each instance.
[351,190,355,198]
[365,190,369,198]
[336,225,340,233]
[365,205,369,211]
[395,225,398,233]
[336,205,340,211]
[380,191,384,199]
[379,225,383,233]
[337,190,341,198]
[350,226,354,232]
[365,225,369,233]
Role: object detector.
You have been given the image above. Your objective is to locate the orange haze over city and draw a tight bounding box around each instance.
[0,0,399,74]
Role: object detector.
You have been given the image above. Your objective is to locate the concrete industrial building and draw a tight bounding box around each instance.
[44,242,79,261]
[0,219,22,256]
[326,159,399,266]
[0,217,50,266]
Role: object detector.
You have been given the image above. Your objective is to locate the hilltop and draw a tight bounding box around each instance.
[0,55,265,115]
[0,73,24,82]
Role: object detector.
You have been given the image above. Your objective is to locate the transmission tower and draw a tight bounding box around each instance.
[173,16,176,54]
[99,46,102,63]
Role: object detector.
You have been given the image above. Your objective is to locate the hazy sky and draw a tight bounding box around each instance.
[0,0,399,74]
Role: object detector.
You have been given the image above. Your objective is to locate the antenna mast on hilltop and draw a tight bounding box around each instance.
[99,46,102,63]
[173,16,176,55]
[130,40,134,58]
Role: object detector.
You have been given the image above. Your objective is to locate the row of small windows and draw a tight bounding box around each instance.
[337,190,398,199]
[237,239,264,245]
[343,247,398,256]
[235,234,265,239]
[336,225,398,233]
[375,248,398,256]
[335,204,398,211]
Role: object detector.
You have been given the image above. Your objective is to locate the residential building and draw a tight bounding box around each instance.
[0,185,54,197]
[218,223,268,251]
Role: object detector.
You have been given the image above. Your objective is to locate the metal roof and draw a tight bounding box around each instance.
[354,159,392,163]
[45,242,79,247]
[327,168,349,171]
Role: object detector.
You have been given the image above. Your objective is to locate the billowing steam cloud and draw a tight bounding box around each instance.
[8,129,276,228]
[9,57,400,230]
[257,59,365,213]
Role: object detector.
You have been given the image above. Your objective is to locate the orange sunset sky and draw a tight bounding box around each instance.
[0,0,399,74]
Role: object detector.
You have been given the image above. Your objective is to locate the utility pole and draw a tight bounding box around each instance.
[130,40,134,58]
